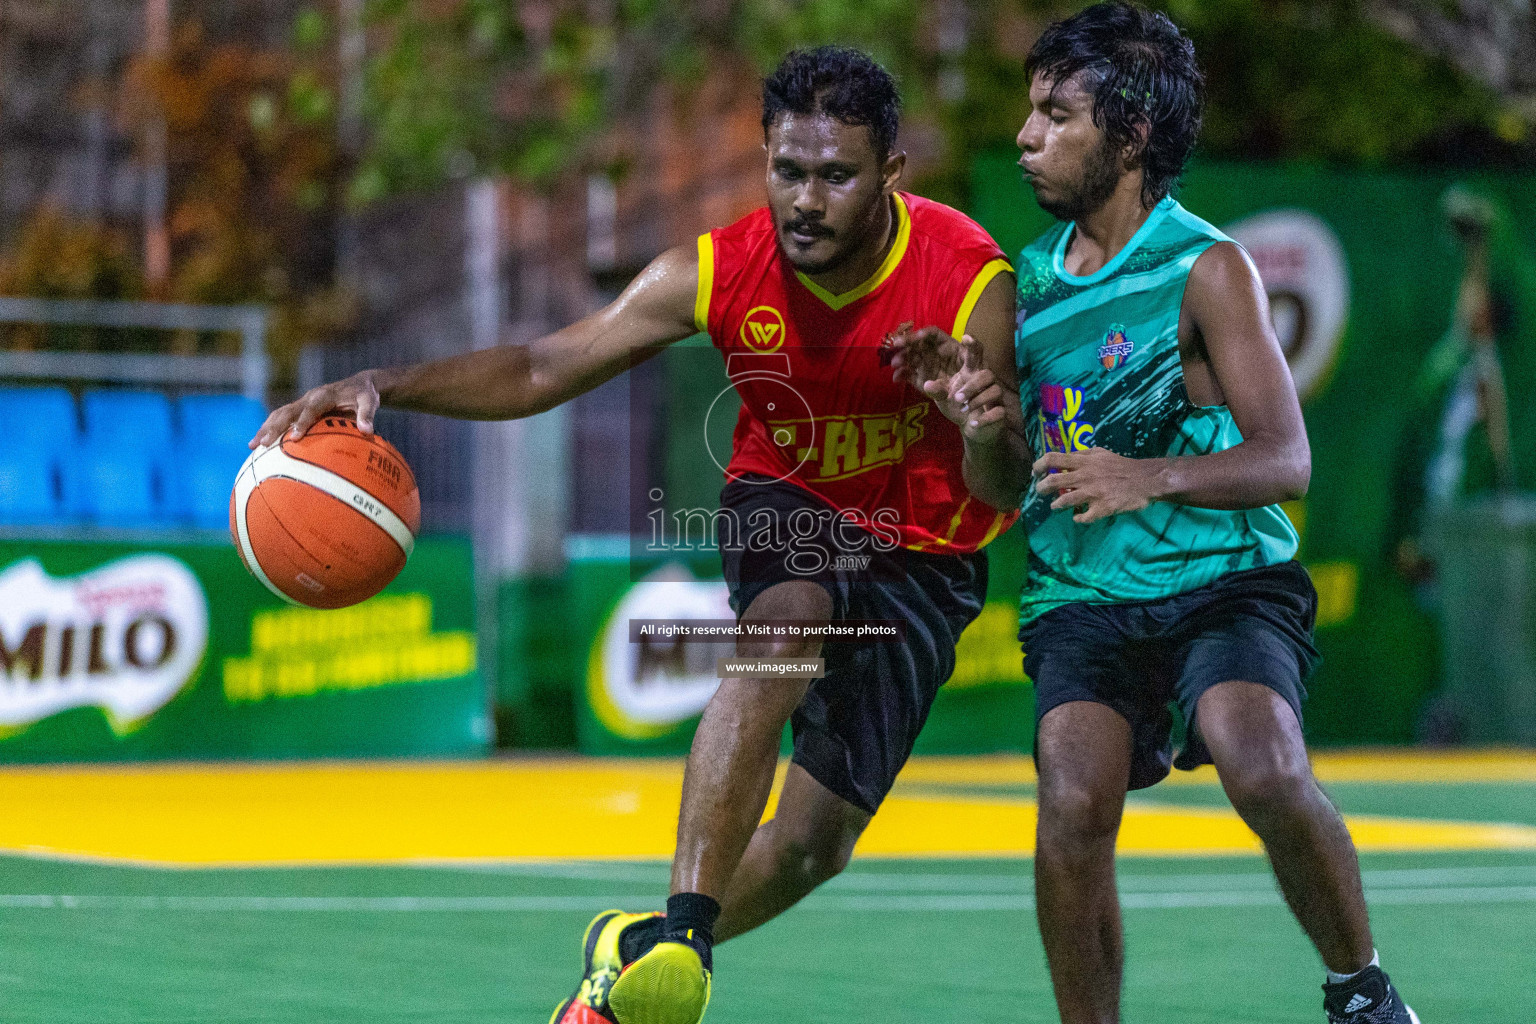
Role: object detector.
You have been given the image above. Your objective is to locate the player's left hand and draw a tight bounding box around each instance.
[884,323,961,390]
[922,334,1007,444]
[1032,448,1164,524]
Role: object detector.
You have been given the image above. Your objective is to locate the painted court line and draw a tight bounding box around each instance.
[446,861,671,883]
[5,866,1536,913]
[425,862,1536,893]
[4,885,1536,913]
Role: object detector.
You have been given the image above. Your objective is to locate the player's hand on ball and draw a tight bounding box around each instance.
[1033,448,1161,523]
[251,371,382,448]
[922,335,1006,444]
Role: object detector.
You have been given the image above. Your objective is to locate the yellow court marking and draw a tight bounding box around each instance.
[894,749,1536,786]
[0,756,1532,867]
[860,794,1536,859]
[1292,749,1536,783]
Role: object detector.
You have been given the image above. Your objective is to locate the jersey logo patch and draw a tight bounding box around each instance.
[740,305,787,353]
[1097,326,1134,370]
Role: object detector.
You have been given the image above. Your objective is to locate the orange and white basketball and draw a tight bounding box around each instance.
[230,416,421,609]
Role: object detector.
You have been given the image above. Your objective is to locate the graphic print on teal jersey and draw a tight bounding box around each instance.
[1015,196,1299,622]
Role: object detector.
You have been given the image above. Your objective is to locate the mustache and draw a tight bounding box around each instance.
[785,219,834,238]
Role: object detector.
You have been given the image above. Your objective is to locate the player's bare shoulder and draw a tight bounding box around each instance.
[1177,241,1271,394]
[607,243,704,343]
[1187,240,1267,313]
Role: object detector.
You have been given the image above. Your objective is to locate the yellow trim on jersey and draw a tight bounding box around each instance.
[901,505,1011,553]
[951,257,1013,338]
[794,193,912,311]
[939,497,973,547]
[975,510,1009,549]
[694,232,714,333]
[904,496,971,552]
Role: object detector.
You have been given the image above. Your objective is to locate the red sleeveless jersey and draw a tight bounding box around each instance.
[697,191,1017,553]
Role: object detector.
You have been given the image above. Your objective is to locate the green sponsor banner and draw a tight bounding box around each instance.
[558,540,1032,756]
[926,527,1032,754]
[971,156,1536,745]
[0,535,488,761]
[570,550,727,756]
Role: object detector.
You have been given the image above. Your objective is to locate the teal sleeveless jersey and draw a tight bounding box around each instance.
[1014,196,1298,622]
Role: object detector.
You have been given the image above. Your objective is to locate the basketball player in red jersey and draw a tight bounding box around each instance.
[254,47,1026,1024]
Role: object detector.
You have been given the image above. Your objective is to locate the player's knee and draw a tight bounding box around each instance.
[774,834,851,891]
[710,672,813,728]
[1038,782,1122,852]
[740,636,822,660]
[1222,760,1315,829]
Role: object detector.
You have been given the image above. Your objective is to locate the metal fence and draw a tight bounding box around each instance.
[0,296,269,399]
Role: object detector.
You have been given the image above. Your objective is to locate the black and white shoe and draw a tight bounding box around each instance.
[1323,965,1421,1024]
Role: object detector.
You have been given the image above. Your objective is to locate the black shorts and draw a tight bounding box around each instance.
[1021,561,1320,790]
[719,475,987,814]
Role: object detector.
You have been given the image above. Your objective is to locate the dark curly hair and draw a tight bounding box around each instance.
[1026,2,1205,209]
[762,46,901,162]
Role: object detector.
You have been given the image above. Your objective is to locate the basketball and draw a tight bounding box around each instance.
[230,415,421,609]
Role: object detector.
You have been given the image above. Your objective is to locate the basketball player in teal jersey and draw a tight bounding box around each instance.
[956,4,1419,1023]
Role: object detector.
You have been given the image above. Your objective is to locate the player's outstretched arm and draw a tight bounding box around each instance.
[1033,241,1310,522]
[252,245,700,446]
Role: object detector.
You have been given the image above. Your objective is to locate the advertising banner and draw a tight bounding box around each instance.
[570,552,726,755]
[0,536,487,761]
[566,541,1032,756]
[971,157,1536,744]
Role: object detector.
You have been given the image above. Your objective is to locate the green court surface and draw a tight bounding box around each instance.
[1,769,1533,1024]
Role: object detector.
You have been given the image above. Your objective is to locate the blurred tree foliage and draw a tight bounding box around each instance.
[1163,0,1517,163]
[0,1,1521,365]
[0,209,141,351]
[0,18,352,376]
[123,20,355,367]
[343,0,1520,205]
[347,0,963,202]
[0,210,140,305]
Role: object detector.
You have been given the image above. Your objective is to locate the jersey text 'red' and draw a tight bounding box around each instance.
[697,192,1017,552]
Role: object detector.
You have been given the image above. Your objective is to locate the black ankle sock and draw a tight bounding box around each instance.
[662,892,720,971]
[618,915,664,965]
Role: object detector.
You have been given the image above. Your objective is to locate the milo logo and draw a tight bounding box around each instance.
[0,555,209,731]
[588,568,735,741]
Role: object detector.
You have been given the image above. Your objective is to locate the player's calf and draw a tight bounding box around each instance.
[1034,703,1133,1024]
[1198,681,1396,1007]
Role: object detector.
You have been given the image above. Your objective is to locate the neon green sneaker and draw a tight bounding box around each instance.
[550,910,663,1024]
[607,939,712,1024]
